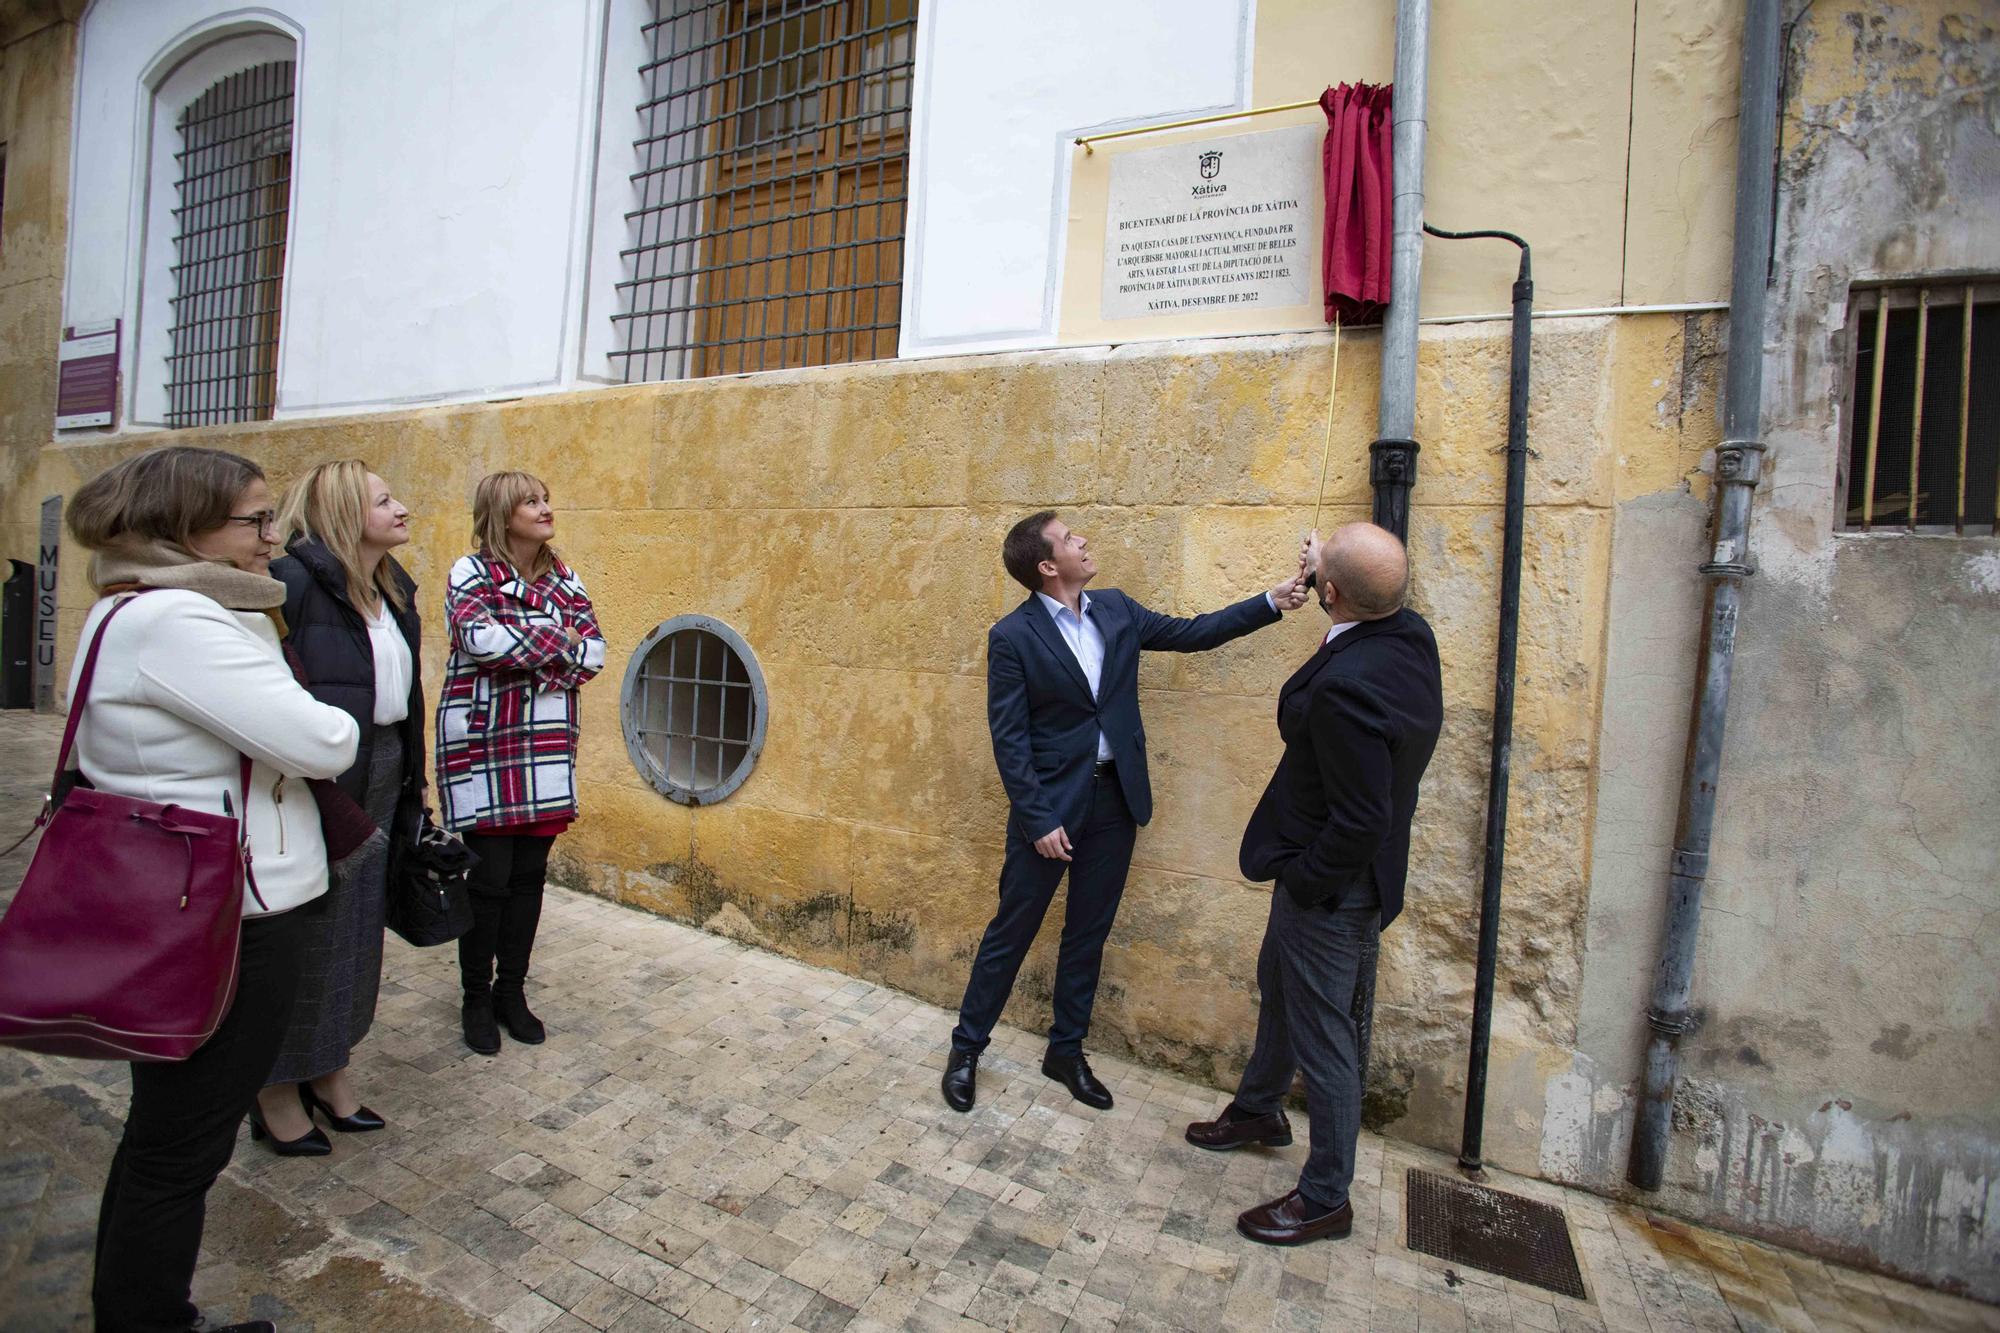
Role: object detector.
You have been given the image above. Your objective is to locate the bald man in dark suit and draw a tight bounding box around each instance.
[1186,523,1443,1247]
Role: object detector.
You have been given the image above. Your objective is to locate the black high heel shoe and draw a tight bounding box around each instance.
[247,1105,331,1156]
[300,1082,386,1133]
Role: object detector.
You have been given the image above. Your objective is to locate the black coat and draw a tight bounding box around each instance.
[1238,608,1443,927]
[987,589,1281,839]
[271,538,426,847]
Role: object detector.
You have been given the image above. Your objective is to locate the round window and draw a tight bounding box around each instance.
[620,616,768,805]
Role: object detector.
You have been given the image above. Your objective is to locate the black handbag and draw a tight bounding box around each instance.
[385,817,477,947]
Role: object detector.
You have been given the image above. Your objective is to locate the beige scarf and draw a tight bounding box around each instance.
[90,537,286,612]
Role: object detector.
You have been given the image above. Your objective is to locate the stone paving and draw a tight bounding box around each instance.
[1,709,1997,1333]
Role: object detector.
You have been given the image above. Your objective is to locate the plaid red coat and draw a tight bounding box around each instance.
[435,553,606,832]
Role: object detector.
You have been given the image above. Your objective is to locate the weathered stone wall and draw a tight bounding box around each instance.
[4,317,1699,1189]
[0,8,76,556]
[1559,0,2000,1303]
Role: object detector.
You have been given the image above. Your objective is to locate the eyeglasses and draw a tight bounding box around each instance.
[226,510,279,537]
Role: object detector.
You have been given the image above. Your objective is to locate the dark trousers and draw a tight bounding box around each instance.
[1232,888,1380,1212]
[952,769,1138,1059]
[457,832,555,999]
[92,908,308,1332]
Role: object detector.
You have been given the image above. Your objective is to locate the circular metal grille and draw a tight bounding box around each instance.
[620,616,767,805]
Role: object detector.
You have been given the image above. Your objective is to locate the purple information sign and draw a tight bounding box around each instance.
[56,320,120,429]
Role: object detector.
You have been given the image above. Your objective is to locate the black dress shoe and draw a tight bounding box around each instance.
[941,1050,978,1112]
[462,994,500,1055]
[493,989,546,1044]
[1236,1190,1353,1246]
[247,1107,331,1157]
[1185,1102,1293,1151]
[1041,1051,1113,1110]
[300,1082,386,1133]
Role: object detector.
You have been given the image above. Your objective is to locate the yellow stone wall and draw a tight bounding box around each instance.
[3,317,1717,1172]
[0,11,76,553]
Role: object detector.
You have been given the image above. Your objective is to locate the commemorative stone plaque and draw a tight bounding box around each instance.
[1101,123,1318,322]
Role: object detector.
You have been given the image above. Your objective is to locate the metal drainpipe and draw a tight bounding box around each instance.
[1352,0,1432,1094]
[1418,223,1533,1178]
[1371,0,1431,538]
[1627,0,1781,1191]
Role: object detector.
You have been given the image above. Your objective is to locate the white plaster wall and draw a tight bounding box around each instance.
[899,0,1252,357]
[65,0,607,421]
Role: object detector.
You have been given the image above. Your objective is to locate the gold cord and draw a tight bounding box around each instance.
[1311,313,1342,535]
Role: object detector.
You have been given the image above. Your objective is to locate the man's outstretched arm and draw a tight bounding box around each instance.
[1125,572,1306,653]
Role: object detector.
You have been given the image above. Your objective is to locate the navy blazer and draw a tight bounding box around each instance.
[1237,608,1443,927]
[987,588,1280,839]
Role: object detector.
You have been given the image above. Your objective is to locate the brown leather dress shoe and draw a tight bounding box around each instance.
[1236,1190,1354,1246]
[1185,1103,1292,1151]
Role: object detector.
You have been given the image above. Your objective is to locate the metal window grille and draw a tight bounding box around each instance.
[612,0,915,382]
[621,616,769,805]
[1839,280,2000,534]
[165,60,295,428]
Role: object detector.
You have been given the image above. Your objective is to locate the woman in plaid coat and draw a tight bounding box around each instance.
[437,471,605,1054]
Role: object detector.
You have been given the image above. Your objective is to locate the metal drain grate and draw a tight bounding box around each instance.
[1405,1169,1588,1300]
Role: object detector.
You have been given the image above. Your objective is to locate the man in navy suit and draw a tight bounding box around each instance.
[944,511,1310,1113]
[1184,523,1443,1247]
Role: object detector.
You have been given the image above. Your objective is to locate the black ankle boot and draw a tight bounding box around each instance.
[493,989,546,1044]
[462,993,500,1055]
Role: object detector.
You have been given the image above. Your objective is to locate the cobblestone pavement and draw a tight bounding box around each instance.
[1,710,1996,1332]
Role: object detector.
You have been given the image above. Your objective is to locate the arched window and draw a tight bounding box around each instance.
[163,59,296,427]
[129,26,300,429]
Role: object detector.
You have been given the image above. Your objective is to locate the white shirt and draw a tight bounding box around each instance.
[1324,619,1359,646]
[1036,591,1115,761]
[366,601,413,726]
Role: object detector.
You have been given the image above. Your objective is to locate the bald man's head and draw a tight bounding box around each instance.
[1318,523,1408,620]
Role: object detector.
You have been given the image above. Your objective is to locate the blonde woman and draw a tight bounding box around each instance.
[438,472,605,1054]
[247,461,425,1151]
[63,446,357,1332]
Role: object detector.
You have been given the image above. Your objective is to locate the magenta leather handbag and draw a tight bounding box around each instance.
[0,593,257,1062]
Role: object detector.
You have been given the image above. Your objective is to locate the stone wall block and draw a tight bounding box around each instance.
[0,25,74,291]
[685,799,854,967]
[970,358,1105,505]
[571,776,695,897]
[1094,869,1270,1082]
[816,667,1007,842]
[652,377,817,510]
[847,824,1006,1010]
[1129,688,1286,885]
[805,361,984,507]
[1096,338,1376,508]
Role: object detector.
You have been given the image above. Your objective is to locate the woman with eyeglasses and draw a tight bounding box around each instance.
[246,461,426,1154]
[63,446,358,1333]
[437,472,604,1055]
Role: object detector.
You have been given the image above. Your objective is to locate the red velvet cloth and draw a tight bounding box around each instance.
[1320,82,1394,325]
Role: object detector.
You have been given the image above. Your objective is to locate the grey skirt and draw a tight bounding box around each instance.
[265,725,400,1085]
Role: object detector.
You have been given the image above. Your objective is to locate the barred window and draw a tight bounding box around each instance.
[1840,281,1999,534]
[165,60,295,428]
[612,0,916,382]
[621,616,768,805]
